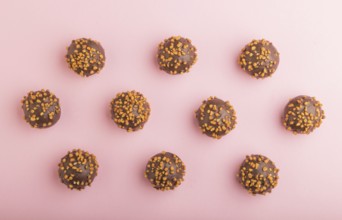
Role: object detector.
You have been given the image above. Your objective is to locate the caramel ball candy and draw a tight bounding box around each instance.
[144,151,186,191]
[283,95,325,134]
[110,91,151,132]
[195,96,237,139]
[66,38,105,77]
[58,149,99,190]
[239,39,279,79]
[238,154,279,195]
[157,36,197,75]
[21,89,61,128]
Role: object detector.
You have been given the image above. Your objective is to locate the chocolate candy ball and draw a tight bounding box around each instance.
[110,91,151,132]
[195,96,237,139]
[283,95,325,134]
[58,149,99,190]
[21,89,61,128]
[239,39,279,79]
[144,151,186,191]
[66,38,105,77]
[157,36,197,75]
[238,154,279,195]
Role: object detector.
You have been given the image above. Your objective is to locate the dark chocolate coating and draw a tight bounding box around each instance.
[195,97,237,139]
[238,154,279,195]
[239,39,279,79]
[283,95,325,134]
[157,36,197,75]
[144,151,186,191]
[58,149,99,190]
[21,89,61,128]
[111,91,150,132]
[66,38,105,77]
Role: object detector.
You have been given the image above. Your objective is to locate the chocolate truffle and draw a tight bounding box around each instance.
[58,149,99,190]
[282,95,325,134]
[66,38,105,77]
[110,91,151,132]
[157,36,197,75]
[239,39,279,79]
[195,96,237,139]
[21,89,61,128]
[144,151,186,191]
[238,154,279,195]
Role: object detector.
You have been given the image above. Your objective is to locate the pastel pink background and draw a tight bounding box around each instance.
[1,0,342,219]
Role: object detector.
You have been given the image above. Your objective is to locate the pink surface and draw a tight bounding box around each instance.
[1,0,342,219]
